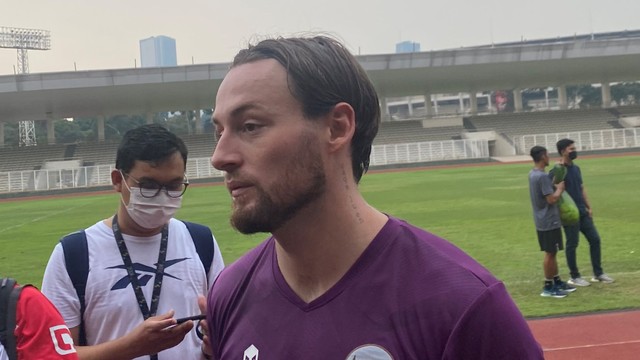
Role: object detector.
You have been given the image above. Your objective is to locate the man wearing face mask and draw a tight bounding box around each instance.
[550,138,614,287]
[42,124,224,360]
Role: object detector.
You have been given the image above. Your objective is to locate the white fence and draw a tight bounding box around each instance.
[370,139,489,165]
[0,139,490,194]
[0,160,224,194]
[513,128,640,155]
[0,165,115,193]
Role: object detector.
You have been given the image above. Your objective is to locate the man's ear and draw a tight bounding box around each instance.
[111,169,123,193]
[327,102,356,153]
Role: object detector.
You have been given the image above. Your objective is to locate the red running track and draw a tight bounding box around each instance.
[528,309,640,359]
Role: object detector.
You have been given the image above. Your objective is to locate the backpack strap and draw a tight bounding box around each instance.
[60,231,89,346]
[0,278,21,360]
[181,221,214,278]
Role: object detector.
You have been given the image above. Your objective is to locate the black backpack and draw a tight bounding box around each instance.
[0,278,23,360]
[59,220,215,346]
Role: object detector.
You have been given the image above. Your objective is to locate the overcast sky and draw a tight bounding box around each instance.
[1,0,638,75]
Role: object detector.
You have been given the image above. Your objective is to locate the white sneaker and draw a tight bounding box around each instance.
[567,277,591,287]
[591,274,615,283]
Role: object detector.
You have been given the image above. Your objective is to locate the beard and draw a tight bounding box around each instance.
[230,132,327,234]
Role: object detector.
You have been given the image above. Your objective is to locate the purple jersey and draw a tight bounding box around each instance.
[207,217,543,359]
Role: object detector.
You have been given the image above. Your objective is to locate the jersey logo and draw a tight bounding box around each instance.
[244,344,258,360]
[107,258,189,290]
[346,344,393,360]
[49,325,77,355]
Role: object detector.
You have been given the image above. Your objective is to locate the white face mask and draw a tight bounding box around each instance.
[121,181,182,229]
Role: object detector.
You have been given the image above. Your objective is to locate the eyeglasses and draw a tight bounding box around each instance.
[121,171,189,198]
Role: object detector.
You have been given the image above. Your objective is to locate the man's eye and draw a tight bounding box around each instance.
[166,183,184,191]
[139,182,161,190]
[243,123,260,132]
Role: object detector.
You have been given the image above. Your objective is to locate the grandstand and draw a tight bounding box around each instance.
[0,107,635,171]
[371,108,627,146]
[72,134,215,166]
[73,141,119,167]
[463,108,621,137]
[0,133,214,173]
[614,105,640,117]
[182,134,216,159]
[0,143,66,172]
[373,120,464,145]
[1,106,639,194]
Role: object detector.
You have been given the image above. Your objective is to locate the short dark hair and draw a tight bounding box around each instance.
[115,124,188,173]
[530,146,547,162]
[556,138,574,155]
[231,36,380,183]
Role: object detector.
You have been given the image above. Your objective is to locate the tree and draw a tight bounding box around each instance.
[611,82,640,105]
[567,85,601,108]
[54,119,84,143]
[3,122,19,147]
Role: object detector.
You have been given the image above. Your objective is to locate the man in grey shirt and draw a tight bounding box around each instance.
[529,146,575,298]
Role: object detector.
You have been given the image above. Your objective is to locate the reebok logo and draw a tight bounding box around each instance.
[107,258,189,290]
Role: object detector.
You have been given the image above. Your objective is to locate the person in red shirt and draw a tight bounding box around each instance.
[1,279,78,360]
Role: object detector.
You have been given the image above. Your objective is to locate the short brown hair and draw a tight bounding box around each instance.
[232,36,380,182]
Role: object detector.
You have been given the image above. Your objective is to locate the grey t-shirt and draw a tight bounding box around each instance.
[529,168,561,231]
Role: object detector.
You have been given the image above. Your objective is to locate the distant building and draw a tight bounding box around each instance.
[395,41,421,53]
[139,36,177,67]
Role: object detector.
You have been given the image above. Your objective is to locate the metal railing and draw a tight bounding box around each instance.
[0,139,491,194]
[370,139,489,165]
[513,128,640,154]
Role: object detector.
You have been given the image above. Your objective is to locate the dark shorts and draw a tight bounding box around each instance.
[537,228,564,253]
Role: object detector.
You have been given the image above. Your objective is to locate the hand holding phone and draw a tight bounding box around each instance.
[175,314,206,324]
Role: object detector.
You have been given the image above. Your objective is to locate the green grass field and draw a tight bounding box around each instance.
[1,155,638,318]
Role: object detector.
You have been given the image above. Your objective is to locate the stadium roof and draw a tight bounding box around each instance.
[1,30,640,121]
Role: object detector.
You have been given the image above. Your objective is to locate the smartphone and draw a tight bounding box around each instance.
[175,314,206,324]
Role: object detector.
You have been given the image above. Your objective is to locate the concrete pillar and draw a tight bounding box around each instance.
[601,82,612,108]
[97,116,105,142]
[380,97,388,120]
[407,97,413,116]
[145,112,154,124]
[469,92,478,115]
[433,94,439,115]
[195,109,203,134]
[46,118,55,145]
[424,92,434,117]
[557,85,568,110]
[458,93,464,114]
[513,88,523,112]
[0,122,4,147]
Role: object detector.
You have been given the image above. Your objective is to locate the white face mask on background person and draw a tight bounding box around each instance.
[120,180,183,229]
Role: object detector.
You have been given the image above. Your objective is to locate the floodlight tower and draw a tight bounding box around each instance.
[0,26,51,146]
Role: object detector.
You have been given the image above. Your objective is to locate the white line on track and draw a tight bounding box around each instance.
[545,339,640,352]
[0,203,91,234]
[504,270,640,285]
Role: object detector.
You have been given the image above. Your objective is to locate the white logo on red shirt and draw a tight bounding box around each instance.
[49,325,77,355]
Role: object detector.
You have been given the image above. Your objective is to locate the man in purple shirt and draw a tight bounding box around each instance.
[207,35,543,359]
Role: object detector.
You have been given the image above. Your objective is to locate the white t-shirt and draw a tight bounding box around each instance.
[0,344,7,360]
[42,218,224,360]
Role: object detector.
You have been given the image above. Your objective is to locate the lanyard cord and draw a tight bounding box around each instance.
[112,214,168,360]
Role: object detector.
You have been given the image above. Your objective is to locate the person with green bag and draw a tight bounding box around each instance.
[551,139,615,287]
[528,146,576,298]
